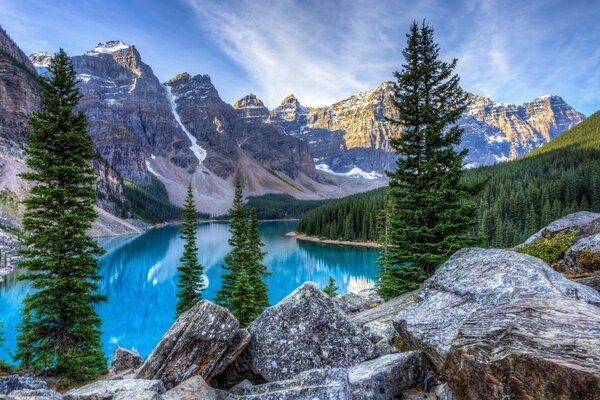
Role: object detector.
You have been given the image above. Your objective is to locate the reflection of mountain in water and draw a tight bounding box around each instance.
[0,220,379,362]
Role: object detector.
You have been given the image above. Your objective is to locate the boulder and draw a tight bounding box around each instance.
[0,377,47,395]
[111,391,161,400]
[245,282,376,381]
[393,248,600,369]
[443,296,600,400]
[137,300,250,389]
[162,376,229,400]
[572,274,600,291]
[362,321,396,345]
[334,288,383,314]
[230,368,351,399]
[348,352,429,400]
[63,379,165,400]
[6,389,62,400]
[109,347,143,375]
[351,290,417,328]
[524,211,600,245]
[560,232,600,276]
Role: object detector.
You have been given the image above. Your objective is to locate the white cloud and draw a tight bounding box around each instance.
[184,0,411,108]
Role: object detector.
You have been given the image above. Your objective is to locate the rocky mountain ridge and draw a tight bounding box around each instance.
[250,83,585,174]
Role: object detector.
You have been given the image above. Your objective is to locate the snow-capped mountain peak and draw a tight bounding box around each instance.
[29,51,52,67]
[86,40,131,56]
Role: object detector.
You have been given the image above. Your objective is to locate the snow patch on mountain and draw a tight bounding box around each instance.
[86,40,130,56]
[164,84,207,163]
[145,160,162,178]
[316,163,382,180]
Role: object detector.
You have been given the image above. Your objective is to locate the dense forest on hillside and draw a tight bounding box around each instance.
[298,112,600,248]
[244,194,335,219]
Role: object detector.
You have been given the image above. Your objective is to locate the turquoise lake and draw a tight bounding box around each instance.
[0,220,379,362]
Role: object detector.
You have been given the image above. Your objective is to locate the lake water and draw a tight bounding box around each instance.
[0,220,379,362]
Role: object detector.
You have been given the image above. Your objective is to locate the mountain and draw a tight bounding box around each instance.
[297,110,600,247]
[263,83,585,174]
[27,40,382,215]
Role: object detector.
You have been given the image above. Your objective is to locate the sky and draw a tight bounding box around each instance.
[1,0,599,115]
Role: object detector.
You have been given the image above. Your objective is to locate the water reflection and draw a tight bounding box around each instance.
[0,220,379,361]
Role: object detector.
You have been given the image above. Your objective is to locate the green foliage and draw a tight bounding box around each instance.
[377,21,479,300]
[215,182,248,309]
[175,184,206,318]
[216,184,270,327]
[120,176,186,223]
[245,194,334,220]
[519,230,579,268]
[15,49,107,382]
[467,110,600,248]
[322,276,339,297]
[297,188,387,241]
[298,112,600,250]
[244,208,270,315]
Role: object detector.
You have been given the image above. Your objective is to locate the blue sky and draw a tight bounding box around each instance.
[1,0,599,115]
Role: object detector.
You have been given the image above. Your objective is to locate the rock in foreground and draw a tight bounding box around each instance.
[230,368,350,399]
[245,282,376,381]
[6,389,62,400]
[137,300,250,389]
[394,248,600,369]
[524,211,600,245]
[349,352,429,400]
[109,346,143,375]
[0,376,47,395]
[63,379,165,400]
[443,296,600,400]
[561,232,600,276]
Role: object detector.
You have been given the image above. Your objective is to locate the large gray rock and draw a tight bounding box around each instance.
[6,389,62,400]
[351,291,417,328]
[245,282,376,381]
[109,346,143,375]
[0,377,47,395]
[63,379,165,400]
[393,248,600,369]
[349,352,429,400]
[137,300,250,389]
[230,368,351,399]
[162,376,229,400]
[572,274,600,292]
[334,288,384,314]
[443,296,600,400]
[560,232,600,276]
[111,391,161,400]
[524,211,600,245]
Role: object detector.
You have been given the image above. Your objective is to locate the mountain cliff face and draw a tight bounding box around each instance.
[31,41,362,215]
[266,83,585,173]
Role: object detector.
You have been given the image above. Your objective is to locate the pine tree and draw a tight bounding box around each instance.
[215,182,248,308]
[15,49,107,382]
[323,276,339,297]
[246,208,270,312]
[377,21,479,300]
[175,184,205,318]
[229,267,256,328]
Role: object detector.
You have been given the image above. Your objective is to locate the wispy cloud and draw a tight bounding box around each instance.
[184,0,415,107]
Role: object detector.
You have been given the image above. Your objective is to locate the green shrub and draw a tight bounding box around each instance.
[519,230,579,268]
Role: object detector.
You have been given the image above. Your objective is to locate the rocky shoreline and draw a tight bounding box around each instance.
[287,231,383,249]
[1,212,599,399]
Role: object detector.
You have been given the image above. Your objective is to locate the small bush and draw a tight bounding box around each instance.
[576,250,600,273]
[393,336,410,352]
[519,230,579,268]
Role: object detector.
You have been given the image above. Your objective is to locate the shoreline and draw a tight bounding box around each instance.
[287,231,383,248]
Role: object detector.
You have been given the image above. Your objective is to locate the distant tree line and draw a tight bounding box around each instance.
[298,111,600,249]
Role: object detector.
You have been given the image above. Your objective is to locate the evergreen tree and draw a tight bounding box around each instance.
[246,208,270,312]
[15,49,106,382]
[377,21,479,300]
[323,276,339,297]
[229,267,256,328]
[215,182,248,308]
[175,184,205,318]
